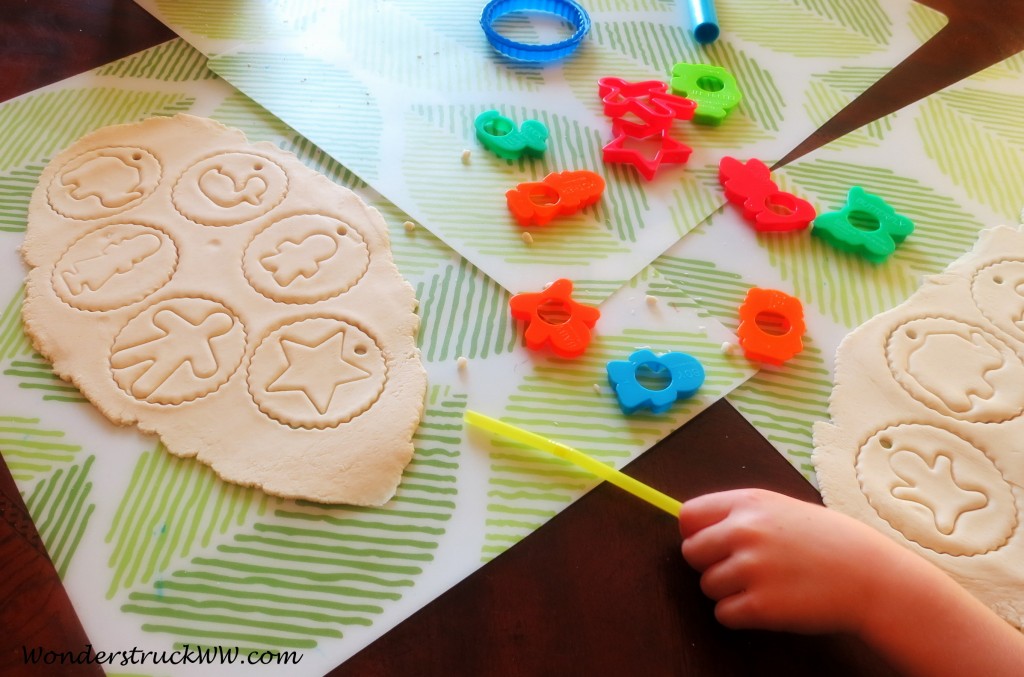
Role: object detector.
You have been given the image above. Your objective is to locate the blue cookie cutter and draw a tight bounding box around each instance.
[607,349,705,415]
[480,0,591,63]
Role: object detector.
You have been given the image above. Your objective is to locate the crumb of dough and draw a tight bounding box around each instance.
[521,231,534,245]
[457,356,468,370]
[645,294,657,305]
[403,220,416,232]
[461,149,471,165]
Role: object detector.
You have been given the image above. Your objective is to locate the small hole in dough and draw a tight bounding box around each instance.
[880,437,892,449]
[354,345,367,356]
[906,329,917,339]
[337,225,348,236]
[254,162,264,170]
[994,276,1004,284]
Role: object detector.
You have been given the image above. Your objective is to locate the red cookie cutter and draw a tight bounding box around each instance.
[603,123,692,181]
[506,170,605,227]
[736,287,805,365]
[598,77,697,138]
[719,157,816,232]
[509,278,600,358]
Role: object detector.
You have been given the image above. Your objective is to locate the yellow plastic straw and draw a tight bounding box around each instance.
[464,410,683,517]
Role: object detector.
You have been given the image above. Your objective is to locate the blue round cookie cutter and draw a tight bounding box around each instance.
[607,349,705,415]
[480,0,592,63]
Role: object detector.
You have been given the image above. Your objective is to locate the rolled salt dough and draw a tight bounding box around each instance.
[21,114,427,506]
[814,225,1024,628]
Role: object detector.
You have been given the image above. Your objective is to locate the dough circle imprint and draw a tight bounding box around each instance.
[855,424,1017,556]
[243,213,370,304]
[52,222,178,311]
[47,146,161,220]
[248,317,387,429]
[110,296,246,405]
[172,151,288,226]
[885,317,1024,423]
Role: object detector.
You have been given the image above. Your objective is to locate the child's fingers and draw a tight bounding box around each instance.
[677,490,742,538]
[713,592,764,629]
[698,553,749,601]
[680,520,737,572]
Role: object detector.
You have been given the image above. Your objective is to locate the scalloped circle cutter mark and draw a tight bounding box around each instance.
[52,223,178,312]
[248,317,387,429]
[110,296,247,405]
[172,152,288,226]
[856,424,1017,556]
[243,214,370,304]
[48,146,161,220]
[885,317,1024,423]
[971,259,1024,345]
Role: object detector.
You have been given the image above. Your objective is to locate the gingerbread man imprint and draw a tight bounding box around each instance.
[243,214,370,304]
[110,297,246,405]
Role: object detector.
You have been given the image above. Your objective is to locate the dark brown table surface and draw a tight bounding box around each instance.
[1,1,1022,675]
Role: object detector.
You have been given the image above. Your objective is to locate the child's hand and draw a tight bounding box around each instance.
[679,489,1024,676]
[678,488,910,635]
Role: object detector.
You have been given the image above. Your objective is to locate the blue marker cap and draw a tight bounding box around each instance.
[480,0,591,63]
[687,0,720,44]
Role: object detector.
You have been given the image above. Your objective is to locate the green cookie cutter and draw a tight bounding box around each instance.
[669,63,742,126]
[812,187,915,263]
[474,110,548,161]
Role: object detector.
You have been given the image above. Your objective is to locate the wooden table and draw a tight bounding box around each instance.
[1,1,1022,675]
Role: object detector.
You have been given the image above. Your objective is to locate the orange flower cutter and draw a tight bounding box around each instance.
[509,278,600,358]
[736,287,805,365]
[506,170,605,226]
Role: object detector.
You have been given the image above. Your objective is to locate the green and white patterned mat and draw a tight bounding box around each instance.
[4,4,1021,675]
[0,40,754,676]
[134,0,945,299]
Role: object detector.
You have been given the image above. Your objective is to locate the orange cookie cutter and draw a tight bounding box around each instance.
[506,170,605,226]
[736,287,805,365]
[509,278,600,358]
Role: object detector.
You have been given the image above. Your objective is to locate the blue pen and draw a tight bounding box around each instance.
[687,0,720,44]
